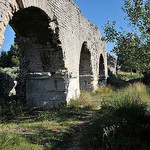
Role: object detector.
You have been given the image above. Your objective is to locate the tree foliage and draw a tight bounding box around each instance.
[122,0,150,34]
[103,0,150,72]
[0,44,19,68]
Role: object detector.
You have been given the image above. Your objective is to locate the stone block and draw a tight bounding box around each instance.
[56,80,66,92]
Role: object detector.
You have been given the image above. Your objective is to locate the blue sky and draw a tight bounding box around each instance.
[0,25,15,52]
[1,0,131,55]
[73,0,132,55]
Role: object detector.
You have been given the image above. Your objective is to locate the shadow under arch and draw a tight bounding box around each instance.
[10,6,64,72]
[99,54,106,85]
[79,42,94,91]
[7,6,66,108]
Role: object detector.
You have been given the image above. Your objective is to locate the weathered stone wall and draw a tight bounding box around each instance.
[107,53,117,76]
[0,0,107,108]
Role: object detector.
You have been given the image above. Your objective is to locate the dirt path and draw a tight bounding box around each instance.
[64,110,97,150]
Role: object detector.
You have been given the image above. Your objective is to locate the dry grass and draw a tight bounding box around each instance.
[0,82,149,150]
[82,82,150,150]
[0,106,85,150]
[69,91,98,110]
[116,82,150,106]
[94,82,150,106]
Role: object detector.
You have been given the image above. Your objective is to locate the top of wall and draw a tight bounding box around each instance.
[71,0,100,33]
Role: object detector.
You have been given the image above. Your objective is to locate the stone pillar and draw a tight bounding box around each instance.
[79,75,94,91]
[26,71,68,108]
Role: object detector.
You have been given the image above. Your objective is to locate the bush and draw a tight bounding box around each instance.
[0,67,19,80]
[0,96,24,120]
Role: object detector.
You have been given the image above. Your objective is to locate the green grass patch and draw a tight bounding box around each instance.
[117,71,143,80]
[0,98,87,150]
[0,82,150,149]
[0,132,42,150]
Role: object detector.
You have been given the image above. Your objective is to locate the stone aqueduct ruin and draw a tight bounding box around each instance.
[0,0,107,108]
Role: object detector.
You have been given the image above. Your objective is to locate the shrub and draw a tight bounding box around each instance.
[0,96,24,120]
[0,67,19,80]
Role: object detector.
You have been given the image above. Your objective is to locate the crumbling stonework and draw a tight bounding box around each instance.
[0,0,107,108]
[107,53,117,76]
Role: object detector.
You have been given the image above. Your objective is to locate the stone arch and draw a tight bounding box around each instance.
[99,54,106,85]
[0,0,19,47]
[0,0,108,108]
[10,6,64,73]
[0,6,66,108]
[79,42,94,91]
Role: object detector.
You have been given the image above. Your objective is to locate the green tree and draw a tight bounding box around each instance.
[0,44,19,67]
[122,0,150,34]
[0,50,9,67]
[10,44,19,67]
[103,0,150,72]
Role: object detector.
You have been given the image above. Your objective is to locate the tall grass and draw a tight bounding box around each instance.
[123,83,150,104]
[69,91,98,110]
[0,82,150,149]
[0,96,24,119]
[95,82,150,106]
[82,82,150,150]
[94,85,114,96]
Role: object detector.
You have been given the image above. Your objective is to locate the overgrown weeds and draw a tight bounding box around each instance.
[0,96,24,120]
[99,82,150,106]
[82,83,150,150]
[0,94,92,150]
[0,82,150,149]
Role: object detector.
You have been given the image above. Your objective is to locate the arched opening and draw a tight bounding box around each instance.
[99,54,106,85]
[6,7,66,108]
[0,25,15,52]
[10,7,64,73]
[0,25,17,98]
[79,42,93,91]
[0,25,18,68]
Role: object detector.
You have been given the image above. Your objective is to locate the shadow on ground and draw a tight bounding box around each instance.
[107,76,143,89]
[0,98,97,150]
